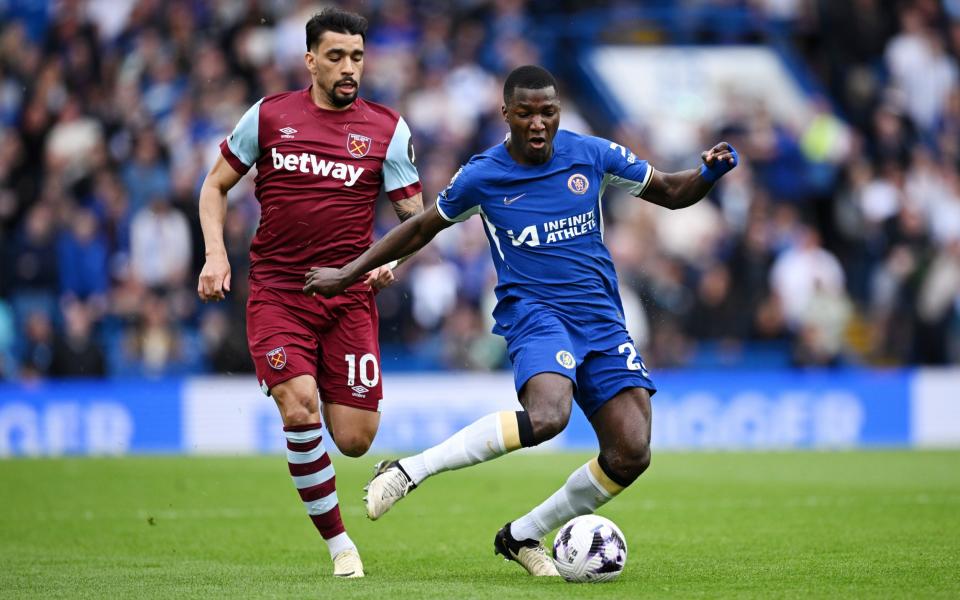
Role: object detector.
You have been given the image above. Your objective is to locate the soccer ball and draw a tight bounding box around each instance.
[552,515,628,583]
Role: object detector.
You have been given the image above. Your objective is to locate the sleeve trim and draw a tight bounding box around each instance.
[219,140,252,174]
[604,164,655,198]
[386,181,422,202]
[636,165,655,197]
[435,202,457,222]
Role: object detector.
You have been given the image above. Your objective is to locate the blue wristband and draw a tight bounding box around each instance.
[700,144,739,183]
[699,163,720,184]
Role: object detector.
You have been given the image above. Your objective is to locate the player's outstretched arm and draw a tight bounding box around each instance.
[197,155,243,302]
[362,193,426,290]
[641,142,738,210]
[304,203,453,298]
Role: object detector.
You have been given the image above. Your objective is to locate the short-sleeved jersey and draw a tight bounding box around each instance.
[220,87,421,289]
[436,129,654,342]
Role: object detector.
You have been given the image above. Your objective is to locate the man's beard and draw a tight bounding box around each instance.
[328,79,358,107]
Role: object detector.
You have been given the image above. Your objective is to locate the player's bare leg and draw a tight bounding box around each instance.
[273,375,363,578]
[363,374,572,544]
[590,387,652,487]
[367,374,571,576]
[505,388,652,566]
[364,374,570,575]
[322,402,380,457]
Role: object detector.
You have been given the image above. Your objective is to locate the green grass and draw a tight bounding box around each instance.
[1,451,958,599]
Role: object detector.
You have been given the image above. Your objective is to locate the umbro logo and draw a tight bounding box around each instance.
[351,385,369,398]
[503,193,526,205]
[279,126,297,139]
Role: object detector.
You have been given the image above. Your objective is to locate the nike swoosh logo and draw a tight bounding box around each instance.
[503,193,526,205]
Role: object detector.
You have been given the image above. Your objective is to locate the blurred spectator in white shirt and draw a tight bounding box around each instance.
[771,226,847,329]
[130,196,191,290]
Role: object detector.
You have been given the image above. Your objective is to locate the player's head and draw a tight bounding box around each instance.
[502,65,561,165]
[304,8,368,109]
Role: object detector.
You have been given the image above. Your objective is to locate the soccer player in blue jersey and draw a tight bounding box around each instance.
[304,65,738,576]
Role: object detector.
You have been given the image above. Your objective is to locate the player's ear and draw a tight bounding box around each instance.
[304,51,317,76]
[501,103,508,122]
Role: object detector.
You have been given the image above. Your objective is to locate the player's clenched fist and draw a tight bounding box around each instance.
[304,267,348,298]
[197,253,232,302]
[699,141,739,183]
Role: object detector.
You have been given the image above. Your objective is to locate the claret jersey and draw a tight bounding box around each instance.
[220,87,421,289]
[435,129,653,341]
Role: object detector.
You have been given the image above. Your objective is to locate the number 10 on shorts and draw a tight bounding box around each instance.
[345,353,380,387]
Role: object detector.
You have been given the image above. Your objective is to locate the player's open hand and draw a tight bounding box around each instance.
[198,253,231,302]
[363,265,397,291]
[699,141,739,183]
[304,267,348,298]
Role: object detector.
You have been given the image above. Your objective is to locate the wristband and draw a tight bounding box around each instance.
[385,259,399,270]
[699,163,720,183]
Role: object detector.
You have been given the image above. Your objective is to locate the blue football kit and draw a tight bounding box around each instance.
[436,129,657,416]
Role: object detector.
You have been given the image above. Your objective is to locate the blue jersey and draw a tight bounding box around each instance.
[436,129,654,343]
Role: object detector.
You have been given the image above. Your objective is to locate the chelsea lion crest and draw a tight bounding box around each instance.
[556,350,575,369]
[567,173,589,195]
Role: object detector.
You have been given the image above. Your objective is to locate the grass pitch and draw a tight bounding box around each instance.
[1,450,958,599]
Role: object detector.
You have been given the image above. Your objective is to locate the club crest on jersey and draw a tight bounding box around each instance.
[556,350,575,369]
[266,347,287,370]
[568,173,589,195]
[347,133,371,158]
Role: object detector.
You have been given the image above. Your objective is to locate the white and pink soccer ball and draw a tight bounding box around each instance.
[552,515,628,583]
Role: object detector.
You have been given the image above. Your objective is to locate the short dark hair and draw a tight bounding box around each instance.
[305,7,368,50]
[503,65,558,104]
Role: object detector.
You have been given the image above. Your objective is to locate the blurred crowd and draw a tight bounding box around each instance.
[0,0,957,380]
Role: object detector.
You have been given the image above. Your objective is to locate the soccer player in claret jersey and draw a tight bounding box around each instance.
[304,65,738,576]
[196,8,423,578]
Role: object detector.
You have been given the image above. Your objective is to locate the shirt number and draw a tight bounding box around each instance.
[618,342,646,372]
[345,353,380,387]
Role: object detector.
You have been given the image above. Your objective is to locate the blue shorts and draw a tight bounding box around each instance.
[503,305,656,418]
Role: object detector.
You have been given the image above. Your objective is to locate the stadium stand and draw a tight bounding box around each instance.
[0,0,957,380]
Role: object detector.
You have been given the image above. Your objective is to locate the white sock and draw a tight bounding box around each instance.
[399,411,522,485]
[510,457,625,542]
[325,531,356,559]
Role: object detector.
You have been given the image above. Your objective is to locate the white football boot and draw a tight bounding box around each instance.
[332,548,364,578]
[363,460,416,520]
[493,522,560,576]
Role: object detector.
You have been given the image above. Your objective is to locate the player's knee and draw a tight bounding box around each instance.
[603,439,651,485]
[519,374,574,444]
[529,401,571,443]
[632,443,652,477]
[279,402,314,426]
[272,377,319,426]
[332,430,374,457]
